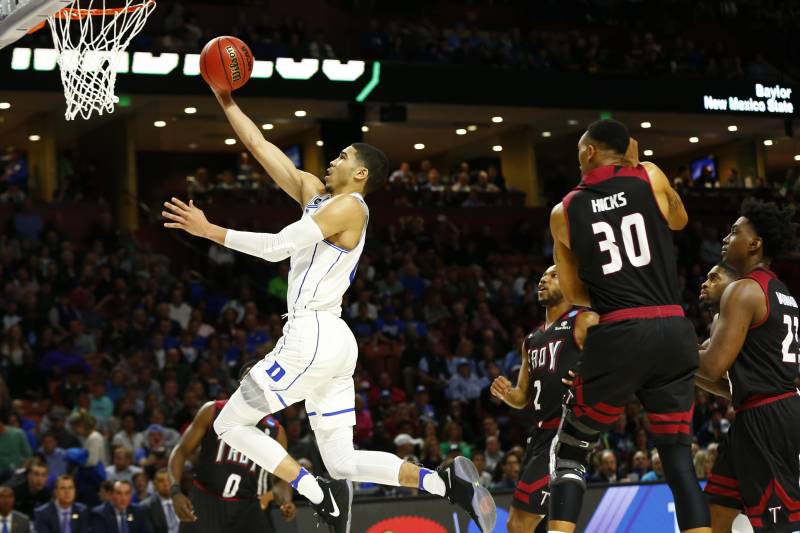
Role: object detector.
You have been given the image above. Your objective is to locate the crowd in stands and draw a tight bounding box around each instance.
[113,0,796,80]
[0,171,788,524]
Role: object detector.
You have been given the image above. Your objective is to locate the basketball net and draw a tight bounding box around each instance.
[46,0,156,120]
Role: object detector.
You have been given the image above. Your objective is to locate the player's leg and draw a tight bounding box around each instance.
[214,314,327,504]
[307,321,496,532]
[732,397,800,531]
[637,317,710,533]
[548,322,633,533]
[507,445,549,533]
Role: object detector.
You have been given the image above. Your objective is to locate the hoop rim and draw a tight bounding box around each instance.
[51,0,155,20]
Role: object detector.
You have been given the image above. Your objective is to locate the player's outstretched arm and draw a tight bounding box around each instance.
[167,401,216,522]
[490,340,530,409]
[163,194,364,262]
[698,279,761,381]
[550,203,591,307]
[214,90,324,205]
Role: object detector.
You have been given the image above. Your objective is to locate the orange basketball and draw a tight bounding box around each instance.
[199,36,254,92]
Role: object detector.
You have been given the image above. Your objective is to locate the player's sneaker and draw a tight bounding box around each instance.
[310,477,352,533]
[437,456,497,533]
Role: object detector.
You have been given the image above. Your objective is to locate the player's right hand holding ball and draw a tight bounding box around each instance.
[490,376,513,400]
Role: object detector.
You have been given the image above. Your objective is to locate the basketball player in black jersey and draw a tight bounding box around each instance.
[695,263,738,397]
[697,199,800,532]
[490,265,598,533]
[548,119,711,533]
[167,362,295,533]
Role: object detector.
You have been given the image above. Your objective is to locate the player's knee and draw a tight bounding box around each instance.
[551,408,599,490]
[213,408,234,437]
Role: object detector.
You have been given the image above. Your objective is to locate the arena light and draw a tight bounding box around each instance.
[492,145,503,152]
[188,143,197,149]
[294,110,307,117]
[795,154,800,161]
[641,121,652,129]
[727,125,738,132]
[763,139,773,146]
[491,116,503,123]
[224,138,236,146]
[456,128,467,135]
[689,136,699,143]
[542,131,552,138]
[316,140,324,147]
[28,134,40,142]
[467,125,478,132]
[414,143,425,150]
[361,125,369,132]
[184,107,197,114]
[0,102,10,110]
[153,120,166,128]
[567,119,579,126]
[643,149,654,156]
[262,123,274,130]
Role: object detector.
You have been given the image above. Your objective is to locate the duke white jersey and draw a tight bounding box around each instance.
[286,192,368,318]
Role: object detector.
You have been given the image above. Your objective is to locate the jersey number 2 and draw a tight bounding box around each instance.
[592,213,652,275]
[532,380,542,411]
[781,314,799,363]
[222,473,242,498]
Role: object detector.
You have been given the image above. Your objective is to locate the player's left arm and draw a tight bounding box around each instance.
[163,195,363,262]
[573,310,599,350]
[698,279,762,381]
[550,203,591,307]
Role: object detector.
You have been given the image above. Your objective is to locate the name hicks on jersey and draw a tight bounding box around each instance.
[777,292,798,308]
[591,192,628,213]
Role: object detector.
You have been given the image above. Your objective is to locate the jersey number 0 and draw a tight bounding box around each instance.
[592,213,652,275]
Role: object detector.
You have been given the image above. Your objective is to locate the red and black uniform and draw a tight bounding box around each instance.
[562,164,697,445]
[704,268,800,532]
[512,307,587,515]
[181,401,280,533]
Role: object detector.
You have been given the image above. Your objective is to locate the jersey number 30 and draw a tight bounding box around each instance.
[592,213,652,275]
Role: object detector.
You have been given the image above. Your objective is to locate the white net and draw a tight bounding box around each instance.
[47,0,155,120]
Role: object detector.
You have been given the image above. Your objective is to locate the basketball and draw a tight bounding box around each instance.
[199,36,254,92]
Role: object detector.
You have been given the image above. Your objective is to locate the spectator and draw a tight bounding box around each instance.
[642,450,665,482]
[0,414,31,479]
[89,480,153,533]
[393,434,422,463]
[111,414,145,455]
[38,433,68,485]
[140,469,180,533]
[33,475,90,533]
[8,457,51,516]
[694,449,708,479]
[105,448,142,484]
[492,453,520,490]
[0,485,31,533]
[589,450,619,484]
[629,450,651,481]
[445,359,484,402]
[389,162,413,185]
[68,411,108,468]
[439,422,471,459]
[471,451,493,488]
[484,436,504,473]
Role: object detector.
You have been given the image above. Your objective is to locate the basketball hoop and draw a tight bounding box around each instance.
[44,0,156,120]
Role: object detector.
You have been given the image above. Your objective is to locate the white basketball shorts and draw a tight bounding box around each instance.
[247,310,358,431]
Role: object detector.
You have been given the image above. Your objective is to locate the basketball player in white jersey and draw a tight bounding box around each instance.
[162,88,496,533]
